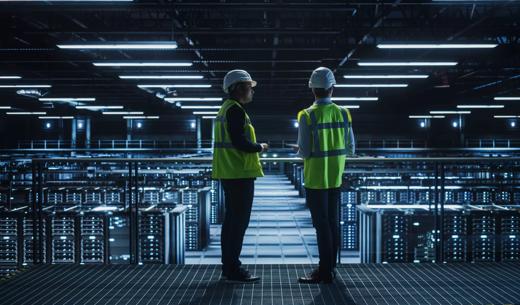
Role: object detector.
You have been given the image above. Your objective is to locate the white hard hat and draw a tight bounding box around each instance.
[223,69,257,93]
[308,67,336,89]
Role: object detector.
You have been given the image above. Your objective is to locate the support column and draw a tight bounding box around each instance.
[211,119,215,149]
[196,117,202,150]
[58,119,64,142]
[458,114,465,147]
[71,119,77,149]
[127,119,132,141]
[85,118,91,149]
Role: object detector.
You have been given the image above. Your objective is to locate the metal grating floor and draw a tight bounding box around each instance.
[1,263,520,305]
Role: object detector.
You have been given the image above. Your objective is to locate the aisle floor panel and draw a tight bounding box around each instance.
[188,175,325,264]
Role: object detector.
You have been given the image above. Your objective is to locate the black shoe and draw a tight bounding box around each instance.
[225,268,260,283]
[298,269,333,284]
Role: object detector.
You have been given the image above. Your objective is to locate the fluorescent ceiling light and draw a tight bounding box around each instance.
[0,106,12,109]
[456,105,504,109]
[335,84,408,88]
[119,75,203,80]
[361,204,463,210]
[6,112,47,115]
[331,97,378,101]
[123,116,159,119]
[358,62,457,66]
[3,0,132,2]
[344,75,428,79]
[494,115,520,119]
[429,111,471,114]
[0,76,21,79]
[138,84,211,89]
[76,106,124,110]
[39,97,95,102]
[409,115,445,119]
[494,97,520,101]
[165,97,222,102]
[58,42,176,50]
[180,106,221,109]
[377,44,497,49]
[193,111,218,115]
[93,62,192,67]
[339,105,360,109]
[38,116,74,119]
[0,85,51,88]
[202,116,217,119]
[432,0,491,1]
[102,111,144,115]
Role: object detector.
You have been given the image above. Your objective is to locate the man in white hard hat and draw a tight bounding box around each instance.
[296,67,355,284]
[212,69,269,283]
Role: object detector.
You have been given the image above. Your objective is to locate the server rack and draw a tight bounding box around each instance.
[0,215,19,267]
[340,191,358,250]
[108,214,131,264]
[138,211,169,263]
[443,212,468,262]
[500,213,520,262]
[51,213,76,263]
[470,212,496,262]
[80,213,106,264]
[182,188,210,251]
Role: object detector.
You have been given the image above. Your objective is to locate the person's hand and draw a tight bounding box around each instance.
[260,143,269,152]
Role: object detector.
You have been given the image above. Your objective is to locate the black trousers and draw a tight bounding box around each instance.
[220,178,255,273]
[305,187,340,275]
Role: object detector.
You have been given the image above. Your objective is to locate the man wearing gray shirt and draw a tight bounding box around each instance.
[296,67,355,284]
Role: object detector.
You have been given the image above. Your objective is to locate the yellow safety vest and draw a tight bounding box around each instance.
[212,99,264,179]
[297,103,352,189]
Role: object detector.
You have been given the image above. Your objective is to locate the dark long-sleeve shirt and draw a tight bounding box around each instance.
[226,104,263,153]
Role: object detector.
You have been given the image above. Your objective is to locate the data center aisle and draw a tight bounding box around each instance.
[186,174,320,264]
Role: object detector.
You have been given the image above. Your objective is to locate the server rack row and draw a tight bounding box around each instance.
[285,160,520,259]
[359,208,520,263]
[1,160,221,243]
[0,208,187,268]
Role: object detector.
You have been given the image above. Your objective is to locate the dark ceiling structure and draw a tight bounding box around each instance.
[1,0,519,139]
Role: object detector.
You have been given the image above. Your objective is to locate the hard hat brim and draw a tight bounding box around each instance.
[223,79,257,93]
[309,84,334,89]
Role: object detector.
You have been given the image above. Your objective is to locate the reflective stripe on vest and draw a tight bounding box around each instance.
[307,108,351,157]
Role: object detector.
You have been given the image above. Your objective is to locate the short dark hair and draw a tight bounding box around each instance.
[313,87,333,98]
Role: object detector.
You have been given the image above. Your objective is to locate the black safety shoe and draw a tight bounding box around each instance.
[225,268,260,283]
[298,268,333,284]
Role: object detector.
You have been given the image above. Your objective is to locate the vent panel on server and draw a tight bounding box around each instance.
[382,213,408,263]
[51,216,76,263]
[0,216,18,265]
[182,189,209,251]
[500,214,520,262]
[139,212,166,263]
[443,214,468,262]
[23,217,47,264]
[81,215,105,263]
[340,191,357,250]
[471,214,496,262]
